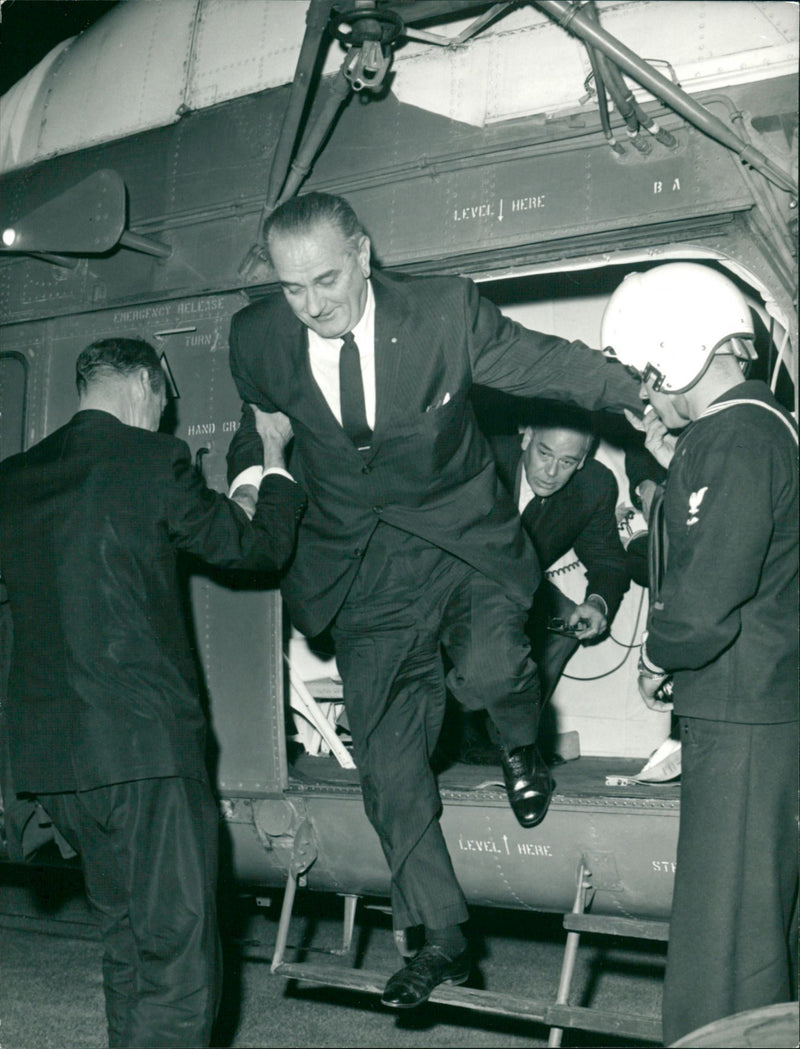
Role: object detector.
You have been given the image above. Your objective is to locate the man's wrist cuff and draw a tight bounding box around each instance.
[229,465,263,498]
[638,632,665,676]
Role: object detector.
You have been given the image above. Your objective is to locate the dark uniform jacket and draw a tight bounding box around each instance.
[492,437,629,619]
[227,269,640,636]
[0,409,306,794]
[647,381,798,723]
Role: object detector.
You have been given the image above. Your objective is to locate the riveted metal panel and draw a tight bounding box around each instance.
[230,765,679,918]
[0,353,27,460]
[3,2,796,172]
[327,121,753,269]
[2,77,783,325]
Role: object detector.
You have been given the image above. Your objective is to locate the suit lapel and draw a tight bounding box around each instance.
[279,271,412,452]
[372,271,411,439]
[281,317,346,436]
[280,299,380,463]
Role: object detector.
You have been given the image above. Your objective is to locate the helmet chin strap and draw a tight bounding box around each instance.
[727,336,758,363]
[657,334,756,396]
[709,338,757,380]
[642,363,665,391]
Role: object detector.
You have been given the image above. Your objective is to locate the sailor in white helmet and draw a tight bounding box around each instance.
[602,262,799,1045]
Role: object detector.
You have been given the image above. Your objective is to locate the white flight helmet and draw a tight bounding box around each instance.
[601,262,755,394]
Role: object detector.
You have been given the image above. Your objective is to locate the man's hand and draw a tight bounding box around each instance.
[636,478,662,523]
[569,601,607,640]
[251,406,293,472]
[638,671,674,711]
[642,409,677,469]
[625,407,676,469]
[230,484,258,520]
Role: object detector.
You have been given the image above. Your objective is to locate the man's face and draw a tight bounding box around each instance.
[639,378,690,430]
[521,426,591,497]
[268,221,371,339]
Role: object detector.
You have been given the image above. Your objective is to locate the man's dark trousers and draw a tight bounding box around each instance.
[41,776,221,1049]
[527,580,581,705]
[662,717,799,1044]
[332,523,541,931]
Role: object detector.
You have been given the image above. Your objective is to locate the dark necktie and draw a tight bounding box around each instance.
[522,494,547,535]
[339,332,372,449]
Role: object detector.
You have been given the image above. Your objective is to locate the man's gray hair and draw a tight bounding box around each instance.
[76,338,165,396]
[262,192,367,263]
[523,402,597,456]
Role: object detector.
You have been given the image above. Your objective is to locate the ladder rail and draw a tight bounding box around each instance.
[268,856,665,1045]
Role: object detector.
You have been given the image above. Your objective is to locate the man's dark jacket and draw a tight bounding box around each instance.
[0,409,306,794]
[492,434,629,619]
[646,381,798,723]
[227,269,640,636]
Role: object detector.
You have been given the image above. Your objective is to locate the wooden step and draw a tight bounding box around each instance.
[563,914,670,941]
[273,960,662,1043]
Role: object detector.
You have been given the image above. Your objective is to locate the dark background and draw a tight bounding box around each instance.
[0,0,119,95]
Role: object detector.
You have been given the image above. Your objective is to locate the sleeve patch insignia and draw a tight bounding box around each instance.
[687,486,708,526]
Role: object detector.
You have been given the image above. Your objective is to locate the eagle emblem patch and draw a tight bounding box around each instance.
[687,486,708,526]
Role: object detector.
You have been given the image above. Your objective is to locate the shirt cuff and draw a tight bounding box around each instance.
[229,465,265,497]
[638,631,666,676]
[229,465,296,496]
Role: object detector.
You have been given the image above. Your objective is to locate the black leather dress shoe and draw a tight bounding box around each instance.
[501,743,553,828]
[381,945,471,1009]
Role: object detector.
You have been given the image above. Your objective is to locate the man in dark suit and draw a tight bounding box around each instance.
[492,403,629,708]
[0,338,305,1048]
[226,192,641,1008]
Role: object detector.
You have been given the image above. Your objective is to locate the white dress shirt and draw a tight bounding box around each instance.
[230,282,376,494]
[518,464,535,514]
[307,279,377,429]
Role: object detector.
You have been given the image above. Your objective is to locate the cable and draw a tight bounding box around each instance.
[582,30,624,155]
[544,558,581,579]
[561,584,646,682]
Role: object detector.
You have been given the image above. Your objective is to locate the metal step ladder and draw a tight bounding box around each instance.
[269,829,666,1044]
[548,861,669,1046]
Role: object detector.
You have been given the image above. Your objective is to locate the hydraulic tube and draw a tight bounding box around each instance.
[582,4,650,153]
[585,45,624,155]
[535,0,797,195]
[264,0,333,212]
[275,68,354,209]
[585,1,677,151]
